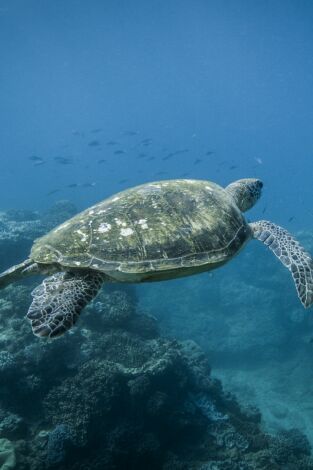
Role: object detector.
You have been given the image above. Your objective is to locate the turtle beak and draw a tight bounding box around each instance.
[256,179,263,196]
[256,180,263,190]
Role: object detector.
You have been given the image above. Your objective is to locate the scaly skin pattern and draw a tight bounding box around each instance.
[30,180,251,282]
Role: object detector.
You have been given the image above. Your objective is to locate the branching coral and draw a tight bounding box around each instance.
[0,438,16,470]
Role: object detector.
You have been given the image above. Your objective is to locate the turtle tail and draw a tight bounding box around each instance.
[250,220,313,308]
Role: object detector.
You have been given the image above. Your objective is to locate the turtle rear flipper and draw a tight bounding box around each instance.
[0,259,40,289]
[27,271,104,338]
[250,220,313,308]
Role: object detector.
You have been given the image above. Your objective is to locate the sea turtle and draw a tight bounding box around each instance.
[0,178,312,339]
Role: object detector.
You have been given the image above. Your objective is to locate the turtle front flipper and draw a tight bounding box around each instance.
[27,271,104,338]
[250,220,313,308]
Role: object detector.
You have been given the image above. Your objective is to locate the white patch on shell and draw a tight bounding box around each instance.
[112,196,120,202]
[205,186,213,191]
[77,229,88,242]
[98,223,112,233]
[74,261,81,266]
[97,209,107,214]
[120,228,134,236]
[114,219,127,227]
[138,185,162,194]
[88,210,95,215]
[135,218,149,229]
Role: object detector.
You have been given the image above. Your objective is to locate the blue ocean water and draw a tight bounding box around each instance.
[0,0,312,226]
[1,1,313,468]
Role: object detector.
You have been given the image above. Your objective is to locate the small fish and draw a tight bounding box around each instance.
[262,206,267,214]
[141,138,152,144]
[106,140,118,146]
[123,131,138,136]
[97,159,106,164]
[82,182,96,188]
[28,155,42,162]
[54,157,73,165]
[114,150,126,155]
[91,128,103,134]
[162,153,174,161]
[88,140,100,147]
[46,189,60,196]
[137,153,147,159]
[147,156,155,161]
[71,130,83,136]
[205,151,214,156]
[288,216,295,222]
[254,157,263,165]
[193,158,202,165]
[155,171,168,176]
[173,149,189,155]
[67,183,78,188]
[33,160,45,166]
[229,165,238,170]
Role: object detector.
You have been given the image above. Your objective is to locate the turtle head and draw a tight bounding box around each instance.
[225,178,263,212]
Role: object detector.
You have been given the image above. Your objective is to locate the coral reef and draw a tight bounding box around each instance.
[0,281,311,469]
[0,438,16,469]
[46,424,74,467]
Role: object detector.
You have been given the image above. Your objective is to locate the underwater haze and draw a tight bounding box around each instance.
[1,0,313,468]
[1,0,313,227]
